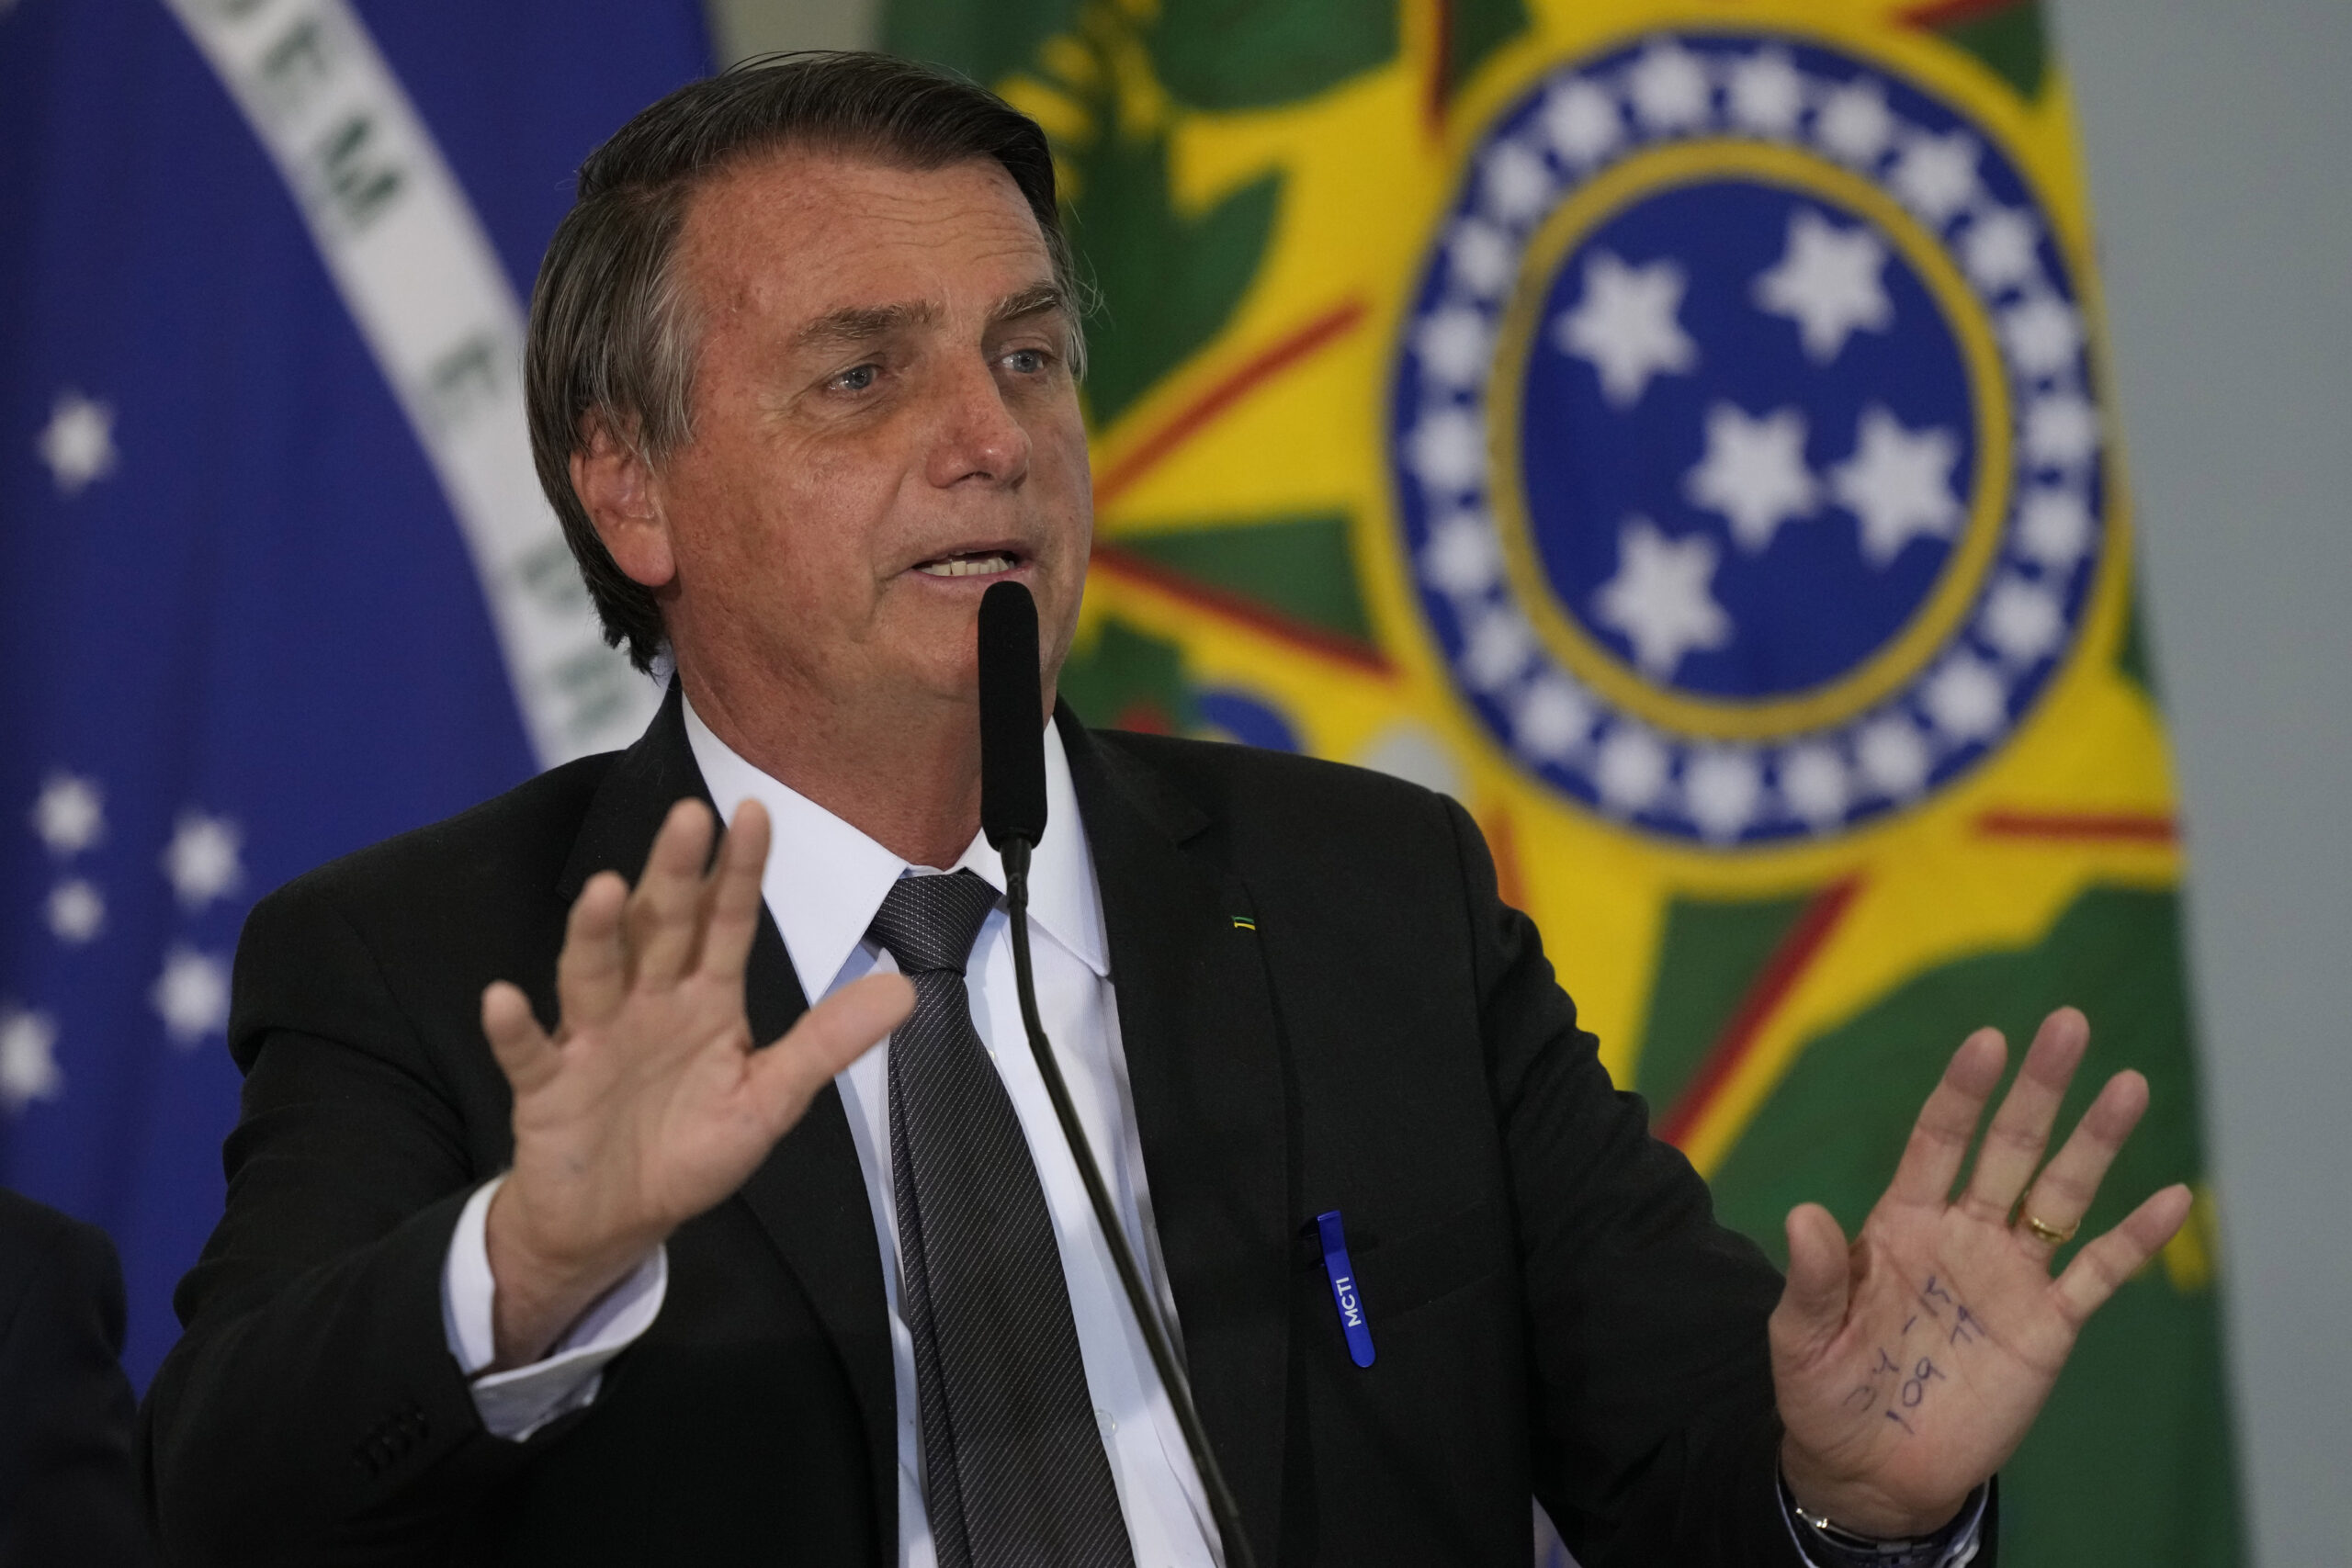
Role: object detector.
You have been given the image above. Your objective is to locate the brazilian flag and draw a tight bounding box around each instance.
[886,1,2241,1561]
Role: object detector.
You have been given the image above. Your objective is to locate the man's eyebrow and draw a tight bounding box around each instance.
[989,283,1068,326]
[791,299,940,352]
[786,287,1063,353]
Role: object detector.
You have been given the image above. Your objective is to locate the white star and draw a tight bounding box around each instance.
[30,773,104,857]
[1422,511,1502,596]
[1960,208,2039,293]
[1482,141,1554,224]
[1780,742,1850,828]
[2002,296,2084,379]
[1685,748,1763,840]
[1923,654,2007,741]
[0,1007,63,1113]
[2024,392,2100,468]
[1830,406,1964,566]
[1593,519,1733,679]
[1408,408,1487,492]
[1685,402,1820,551]
[1447,220,1515,302]
[1890,130,1980,224]
[1512,676,1595,761]
[1754,208,1894,365]
[1815,78,1894,164]
[46,880,105,945]
[163,811,243,909]
[37,390,118,496]
[2017,487,2094,567]
[1626,40,1711,133]
[1415,306,1493,389]
[1980,575,2065,664]
[1541,79,1623,166]
[1725,49,1804,137]
[153,947,230,1045]
[1856,716,1931,798]
[1595,725,1670,812]
[1464,606,1535,690]
[1554,252,1699,408]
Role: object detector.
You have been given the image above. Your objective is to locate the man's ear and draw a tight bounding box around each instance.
[571,415,676,590]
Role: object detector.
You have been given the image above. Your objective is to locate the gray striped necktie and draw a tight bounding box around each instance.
[870,871,1136,1568]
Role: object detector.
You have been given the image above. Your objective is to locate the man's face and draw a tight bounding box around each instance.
[632,148,1091,718]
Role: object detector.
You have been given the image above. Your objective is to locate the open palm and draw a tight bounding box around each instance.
[478,798,911,1367]
[1770,1008,2194,1537]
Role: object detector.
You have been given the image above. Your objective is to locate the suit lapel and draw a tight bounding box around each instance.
[560,683,899,1550]
[1060,710,1293,1568]
[731,929,901,1556]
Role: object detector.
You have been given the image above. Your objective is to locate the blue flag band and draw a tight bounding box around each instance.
[0,0,708,1385]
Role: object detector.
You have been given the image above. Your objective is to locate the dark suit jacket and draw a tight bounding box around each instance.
[141,685,1821,1567]
[0,1190,154,1567]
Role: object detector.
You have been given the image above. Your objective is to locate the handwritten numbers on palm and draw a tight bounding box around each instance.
[1770,1008,2194,1537]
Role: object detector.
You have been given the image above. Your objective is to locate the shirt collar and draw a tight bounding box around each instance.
[681,693,1108,998]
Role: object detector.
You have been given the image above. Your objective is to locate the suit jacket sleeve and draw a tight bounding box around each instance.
[140,878,542,1565]
[1440,795,1800,1566]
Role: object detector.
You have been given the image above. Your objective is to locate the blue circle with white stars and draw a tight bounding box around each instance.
[1388,31,2109,846]
[1520,179,1975,699]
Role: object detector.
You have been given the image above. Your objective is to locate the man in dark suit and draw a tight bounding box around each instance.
[0,1190,153,1566]
[142,53,2185,1567]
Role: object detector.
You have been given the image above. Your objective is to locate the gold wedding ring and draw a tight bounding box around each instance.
[2020,1212,2078,1247]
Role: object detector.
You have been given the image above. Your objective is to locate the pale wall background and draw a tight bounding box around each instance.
[700,1,2352,1561]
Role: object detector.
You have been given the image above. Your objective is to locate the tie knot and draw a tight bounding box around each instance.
[867,870,1000,976]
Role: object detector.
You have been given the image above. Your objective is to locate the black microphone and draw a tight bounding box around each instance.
[974,581,1257,1568]
[978,580,1048,856]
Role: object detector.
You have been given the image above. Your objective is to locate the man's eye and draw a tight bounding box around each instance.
[831,364,878,392]
[1003,348,1048,375]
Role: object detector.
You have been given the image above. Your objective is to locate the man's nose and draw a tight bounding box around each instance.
[925,354,1031,490]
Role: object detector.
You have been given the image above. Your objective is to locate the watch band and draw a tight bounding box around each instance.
[1778,1472,1977,1567]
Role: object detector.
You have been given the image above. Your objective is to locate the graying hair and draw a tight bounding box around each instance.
[525,51,1084,671]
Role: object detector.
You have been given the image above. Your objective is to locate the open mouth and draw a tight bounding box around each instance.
[913,550,1021,579]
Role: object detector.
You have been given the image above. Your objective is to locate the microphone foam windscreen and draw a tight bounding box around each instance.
[978,581,1048,851]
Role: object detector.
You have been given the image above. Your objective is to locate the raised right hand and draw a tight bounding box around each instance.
[477,797,912,1369]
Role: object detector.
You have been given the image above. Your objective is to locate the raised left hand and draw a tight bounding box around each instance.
[1770,1006,2194,1538]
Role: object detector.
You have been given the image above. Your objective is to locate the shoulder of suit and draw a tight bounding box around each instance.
[0,1190,121,1325]
[1085,727,1464,848]
[248,749,620,927]
[0,1188,91,1260]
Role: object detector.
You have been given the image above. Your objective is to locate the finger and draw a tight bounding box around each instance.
[627,798,717,987]
[746,973,915,1135]
[1770,1203,1854,1366]
[556,872,629,1029]
[2015,1069,2151,1259]
[1884,1028,2007,1208]
[699,800,771,987]
[481,980,560,1097]
[2051,1183,2194,1327]
[1961,1007,2090,1222]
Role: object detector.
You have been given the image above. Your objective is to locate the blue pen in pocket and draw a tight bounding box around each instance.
[1315,1210,1375,1369]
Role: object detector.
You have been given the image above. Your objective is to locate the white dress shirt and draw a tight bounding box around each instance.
[440,697,1218,1568]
